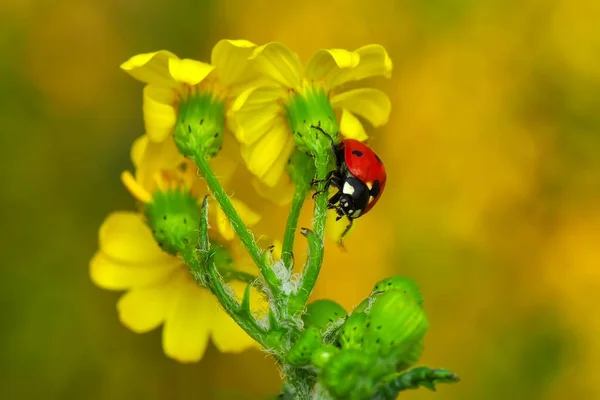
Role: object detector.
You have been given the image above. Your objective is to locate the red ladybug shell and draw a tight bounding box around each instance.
[340,139,387,214]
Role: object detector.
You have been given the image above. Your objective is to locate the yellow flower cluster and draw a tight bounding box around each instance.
[90,39,392,362]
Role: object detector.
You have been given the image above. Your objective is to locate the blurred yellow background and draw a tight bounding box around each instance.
[2,0,600,398]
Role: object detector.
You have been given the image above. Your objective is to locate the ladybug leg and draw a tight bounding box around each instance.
[337,217,354,250]
[327,191,343,208]
[311,169,336,186]
[312,173,342,199]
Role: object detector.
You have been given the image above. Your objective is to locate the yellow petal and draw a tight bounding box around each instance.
[168,58,215,86]
[162,278,213,362]
[99,211,172,264]
[228,86,285,145]
[136,138,185,190]
[305,49,360,84]
[331,88,391,127]
[250,42,303,88]
[143,85,177,142]
[251,176,295,206]
[117,271,182,333]
[258,137,295,187]
[211,39,258,87]
[89,252,179,290]
[121,171,152,203]
[210,283,260,352]
[240,123,289,185]
[131,135,149,167]
[329,44,393,88]
[120,50,179,87]
[216,198,261,241]
[339,109,368,141]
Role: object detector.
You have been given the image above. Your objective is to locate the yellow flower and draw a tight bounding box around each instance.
[121,40,261,143]
[90,134,265,362]
[228,43,392,189]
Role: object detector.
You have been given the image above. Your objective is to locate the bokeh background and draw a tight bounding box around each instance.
[2,0,600,398]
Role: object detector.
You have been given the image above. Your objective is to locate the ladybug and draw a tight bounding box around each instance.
[312,126,387,245]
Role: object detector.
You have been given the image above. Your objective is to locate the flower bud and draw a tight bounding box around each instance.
[144,188,202,256]
[173,91,225,159]
[362,290,428,360]
[302,299,347,332]
[285,87,340,156]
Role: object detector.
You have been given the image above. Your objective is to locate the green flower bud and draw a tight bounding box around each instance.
[287,150,317,189]
[311,344,340,369]
[287,326,322,366]
[351,297,372,314]
[302,299,348,332]
[319,349,375,400]
[372,276,424,307]
[285,87,339,156]
[363,290,429,361]
[395,339,424,372]
[145,188,201,255]
[173,91,225,159]
[338,312,367,350]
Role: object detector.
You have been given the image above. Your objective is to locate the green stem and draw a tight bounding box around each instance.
[312,152,331,240]
[192,152,282,299]
[281,186,309,270]
[287,151,330,314]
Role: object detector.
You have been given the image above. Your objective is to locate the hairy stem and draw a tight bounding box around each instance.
[312,151,331,240]
[287,150,330,315]
[281,186,309,270]
[192,152,282,300]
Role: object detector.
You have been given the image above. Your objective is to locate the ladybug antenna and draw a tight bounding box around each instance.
[310,125,336,147]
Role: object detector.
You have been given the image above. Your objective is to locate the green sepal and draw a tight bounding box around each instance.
[145,188,202,256]
[376,367,460,397]
[311,344,340,369]
[302,300,347,332]
[363,290,429,360]
[285,87,339,155]
[287,326,323,366]
[173,91,225,159]
[372,276,424,307]
[338,312,367,350]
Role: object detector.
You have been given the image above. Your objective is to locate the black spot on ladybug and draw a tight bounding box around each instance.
[352,150,363,157]
[375,154,382,164]
[370,180,381,198]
